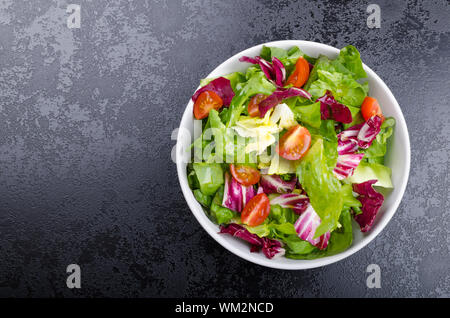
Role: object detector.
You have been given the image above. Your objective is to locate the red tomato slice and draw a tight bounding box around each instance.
[241,193,270,227]
[276,125,311,160]
[229,164,261,186]
[247,94,267,117]
[193,91,223,120]
[361,96,384,122]
[286,57,310,88]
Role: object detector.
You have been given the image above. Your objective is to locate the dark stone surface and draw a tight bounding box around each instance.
[0,0,448,297]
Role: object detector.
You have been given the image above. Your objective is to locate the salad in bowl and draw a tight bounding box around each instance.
[185,44,397,261]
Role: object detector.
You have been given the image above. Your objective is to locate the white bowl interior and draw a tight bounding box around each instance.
[176,40,410,270]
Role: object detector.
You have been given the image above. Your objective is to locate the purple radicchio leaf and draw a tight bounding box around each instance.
[191,77,235,107]
[260,174,297,194]
[239,56,275,82]
[333,153,365,180]
[270,193,310,215]
[222,172,255,213]
[293,204,331,250]
[259,87,311,117]
[219,223,285,259]
[352,180,384,232]
[357,115,383,149]
[271,57,286,87]
[317,91,353,124]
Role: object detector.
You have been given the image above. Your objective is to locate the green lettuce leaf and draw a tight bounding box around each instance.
[246,222,298,238]
[284,236,317,255]
[318,119,339,169]
[245,224,271,237]
[210,186,237,224]
[224,69,276,128]
[296,138,343,237]
[363,117,396,162]
[187,164,200,190]
[304,55,352,90]
[260,45,290,61]
[307,119,339,169]
[343,106,365,130]
[192,162,224,195]
[292,101,322,128]
[268,204,297,224]
[207,109,256,164]
[260,45,316,74]
[208,109,227,162]
[285,208,353,259]
[321,207,353,255]
[193,189,212,207]
[304,45,366,91]
[246,204,298,238]
[337,45,367,79]
[308,70,368,107]
[200,72,246,92]
[341,184,362,211]
[347,161,393,188]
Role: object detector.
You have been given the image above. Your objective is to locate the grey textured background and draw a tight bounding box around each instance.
[0,0,448,297]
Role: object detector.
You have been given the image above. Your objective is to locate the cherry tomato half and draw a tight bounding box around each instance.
[361,96,384,122]
[230,164,261,186]
[193,91,223,120]
[286,57,310,88]
[277,125,311,161]
[241,193,270,227]
[247,94,267,117]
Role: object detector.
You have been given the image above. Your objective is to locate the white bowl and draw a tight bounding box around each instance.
[176,40,410,270]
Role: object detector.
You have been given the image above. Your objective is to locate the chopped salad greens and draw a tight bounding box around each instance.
[187,45,394,260]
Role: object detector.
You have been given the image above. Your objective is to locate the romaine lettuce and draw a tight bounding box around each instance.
[296,138,343,237]
[318,119,339,169]
[193,162,224,196]
[341,183,362,211]
[347,161,393,188]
